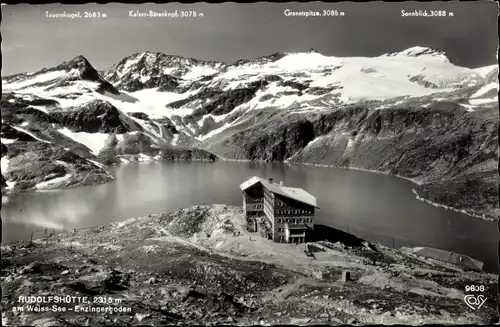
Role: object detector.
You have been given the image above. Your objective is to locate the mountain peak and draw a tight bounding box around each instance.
[227,52,286,68]
[53,55,119,94]
[70,54,89,62]
[384,46,447,58]
[306,48,320,54]
[113,51,223,72]
[400,46,446,57]
[66,55,92,68]
[59,55,100,78]
[283,49,324,57]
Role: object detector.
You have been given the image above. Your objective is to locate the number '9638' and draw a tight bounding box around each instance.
[465,285,485,292]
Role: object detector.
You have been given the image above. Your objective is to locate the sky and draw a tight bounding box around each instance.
[1,2,498,75]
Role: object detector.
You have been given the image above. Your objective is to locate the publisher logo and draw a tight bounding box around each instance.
[464,294,487,310]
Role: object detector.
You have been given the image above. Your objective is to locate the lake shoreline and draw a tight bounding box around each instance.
[219,157,496,222]
[2,156,494,223]
[411,189,495,222]
[0,154,218,197]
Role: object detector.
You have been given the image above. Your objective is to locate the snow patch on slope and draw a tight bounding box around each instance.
[470,82,498,98]
[138,153,153,162]
[97,88,195,119]
[198,122,232,141]
[2,70,66,90]
[307,135,328,147]
[1,138,17,144]
[171,134,179,146]
[11,126,51,143]
[5,181,16,191]
[473,64,498,78]
[469,98,497,105]
[30,105,50,113]
[8,79,102,109]
[35,174,72,190]
[58,128,110,155]
[183,65,221,80]
[1,156,10,173]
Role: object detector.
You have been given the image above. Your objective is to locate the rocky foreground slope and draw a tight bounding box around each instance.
[1,205,496,326]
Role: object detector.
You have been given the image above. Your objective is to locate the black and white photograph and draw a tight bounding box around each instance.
[1,2,499,325]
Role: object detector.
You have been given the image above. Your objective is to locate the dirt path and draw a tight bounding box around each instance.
[2,204,497,326]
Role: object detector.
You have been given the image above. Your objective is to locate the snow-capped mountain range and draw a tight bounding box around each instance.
[3,46,497,148]
[1,46,498,217]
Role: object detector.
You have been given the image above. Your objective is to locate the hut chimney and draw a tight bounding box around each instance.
[268,178,273,184]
